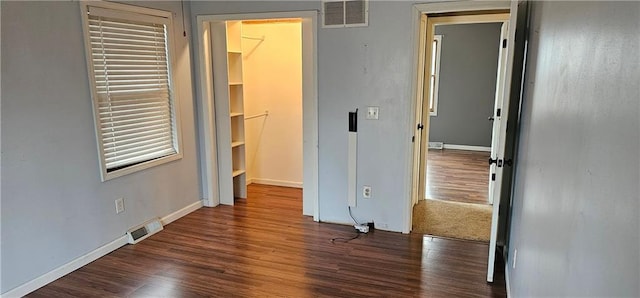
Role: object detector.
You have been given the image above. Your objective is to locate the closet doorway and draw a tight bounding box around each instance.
[196,12,318,220]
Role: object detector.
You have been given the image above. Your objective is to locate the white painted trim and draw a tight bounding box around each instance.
[198,11,317,22]
[247,178,302,189]
[347,131,357,207]
[196,19,220,208]
[160,200,204,225]
[443,144,492,152]
[405,7,427,234]
[414,1,510,15]
[196,11,319,221]
[488,0,520,283]
[0,236,128,298]
[505,263,512,297]
[0,200,203,298]
[301,12,320,221]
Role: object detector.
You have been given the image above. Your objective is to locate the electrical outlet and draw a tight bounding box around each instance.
[366,106,379,120]
[115,198,125,214]
[512,249,518,269]
[362,185,371,198]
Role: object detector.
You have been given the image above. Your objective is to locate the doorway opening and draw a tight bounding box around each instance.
[408,1,523,283]
[196,12,318,220]
[414,18,508,242]
[229,18,303,209]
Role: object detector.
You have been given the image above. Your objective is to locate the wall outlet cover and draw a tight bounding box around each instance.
[362,185,372,198]
[115,198,125,214]
[366,106,379,120]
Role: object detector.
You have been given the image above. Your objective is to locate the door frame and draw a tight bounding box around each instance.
[407,0,520,283]
[195,11,319,221]
[415,12,511,207]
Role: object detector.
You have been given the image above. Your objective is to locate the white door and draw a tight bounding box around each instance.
[487,21,510,205]
[487,1,520,283]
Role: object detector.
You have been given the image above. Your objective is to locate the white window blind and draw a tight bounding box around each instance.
[84,4,180,176]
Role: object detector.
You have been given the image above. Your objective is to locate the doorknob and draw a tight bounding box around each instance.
[488,116,494,121]
[504,159,513,166]
[488,157,498,165]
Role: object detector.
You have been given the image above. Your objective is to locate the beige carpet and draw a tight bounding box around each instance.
[412,199,492,242]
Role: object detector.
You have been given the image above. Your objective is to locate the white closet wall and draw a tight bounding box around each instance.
[241,21,303,187]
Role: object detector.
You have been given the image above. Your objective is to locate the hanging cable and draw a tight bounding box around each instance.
[331,233,362,243]
[348,206,362,225]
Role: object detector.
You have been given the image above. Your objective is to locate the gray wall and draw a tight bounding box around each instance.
[429,23,501,147]
[508,1,640,296]
[0,1,200,293]
[190,1,415,231]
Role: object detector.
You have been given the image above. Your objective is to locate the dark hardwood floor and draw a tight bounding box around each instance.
[30,184,506,297]
[426,149,491,204]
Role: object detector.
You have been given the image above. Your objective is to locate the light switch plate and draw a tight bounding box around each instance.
[366,106,379,120]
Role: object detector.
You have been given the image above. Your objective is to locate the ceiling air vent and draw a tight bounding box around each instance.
[322,0,368,28]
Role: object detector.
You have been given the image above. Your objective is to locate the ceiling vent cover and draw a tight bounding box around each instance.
[322,0,368,28]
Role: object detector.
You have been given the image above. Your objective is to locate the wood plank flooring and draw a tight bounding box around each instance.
[30,184,506,297]
[426,149,491,204]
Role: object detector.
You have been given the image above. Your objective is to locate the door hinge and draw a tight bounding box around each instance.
[502,39,507,48]
[417,123,424,130]
[491,173,496,181]
[496,108,501,117]
[412,136,415,143]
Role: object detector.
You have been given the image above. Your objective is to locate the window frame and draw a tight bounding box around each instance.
[429,34,443,116]
[79,1,183,181]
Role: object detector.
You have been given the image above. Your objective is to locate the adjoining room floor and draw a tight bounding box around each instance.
[426,149,491,205]
[29,184,506,297]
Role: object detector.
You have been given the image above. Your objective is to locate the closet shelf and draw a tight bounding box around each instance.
[228,50,242,54]
[230,112,244,117]
[229,81,243,86]
[232,169,246,177]
[231,141,245,148]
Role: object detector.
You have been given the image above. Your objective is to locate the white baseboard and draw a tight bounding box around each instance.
[428,142,444,149]
[443,144,492,152]
[1,200,204,298]
[247,178,302,188]
[160,200,203,226]
[0,236,128,298]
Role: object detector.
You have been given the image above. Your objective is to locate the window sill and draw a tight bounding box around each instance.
[100,153,183,182]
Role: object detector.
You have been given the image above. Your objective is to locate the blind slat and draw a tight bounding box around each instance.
[105,145,173,163]
[101,118,170,133]
[101,122,172,139]
[105,139,173,158]
[88,12,177,171]
[102,126,172,144]
[103,132,171,149]
[105,147,175,169]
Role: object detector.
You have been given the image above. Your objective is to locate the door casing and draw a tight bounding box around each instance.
[408,0,521,283]
[195,11,319,221]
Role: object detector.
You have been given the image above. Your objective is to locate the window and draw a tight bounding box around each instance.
[429,35,442,116]
[80,2,182,181]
